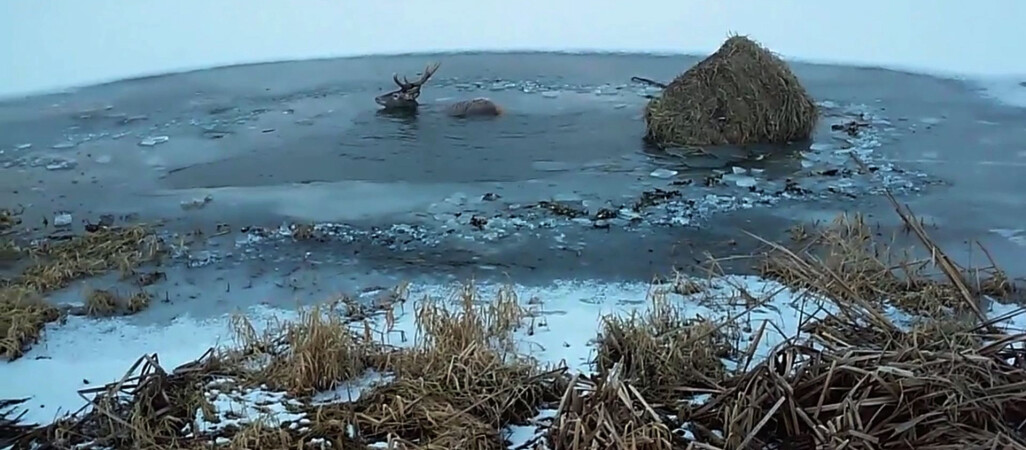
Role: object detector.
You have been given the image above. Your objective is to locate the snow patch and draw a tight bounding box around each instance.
[195,378,306,435]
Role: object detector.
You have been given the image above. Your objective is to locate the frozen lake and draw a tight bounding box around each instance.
[2,52,1026,291]
[2,0,1026,437]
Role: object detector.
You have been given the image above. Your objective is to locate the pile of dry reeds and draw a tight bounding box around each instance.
[687,319,1026,449]
[644,35,818,148]
[10,350,226,449]
[0,398,32,449]
[547,365,678,450]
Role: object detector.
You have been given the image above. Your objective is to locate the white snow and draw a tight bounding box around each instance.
[309,370,393,405]
[196,378,306,435]
[506,409,557,449]
[2,0,1025,106]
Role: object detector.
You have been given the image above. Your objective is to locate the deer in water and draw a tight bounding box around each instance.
[374,62,503,118]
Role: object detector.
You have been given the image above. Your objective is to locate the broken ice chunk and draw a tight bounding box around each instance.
[649,168,678,179]
[54,213,73,227]
[139,136,170,147]
[180,195,213,210]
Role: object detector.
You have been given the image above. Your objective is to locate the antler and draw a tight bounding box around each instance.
[392,62,441,91]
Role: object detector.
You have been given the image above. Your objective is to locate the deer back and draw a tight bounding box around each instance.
[446,98,503,118]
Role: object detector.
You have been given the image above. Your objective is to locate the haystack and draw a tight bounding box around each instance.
[644,35,818,148]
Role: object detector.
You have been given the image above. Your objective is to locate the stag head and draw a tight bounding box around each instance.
[375,62,441,110]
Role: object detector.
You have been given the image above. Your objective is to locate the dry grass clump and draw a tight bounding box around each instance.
[546,286,748,450]
[13,351,226,449]
[0,239,23,265]
[0,208,22,262]
[309,285,564,449]
[547,365,677,450]
[347,381,510,448]
[0,287,60,360]
[230,300,375,395]
[643,35,818,148]
[220,283,561,448]
[807,311,988,354]
[595,289,733,400]
[0,208,19,232]
[18,225,163,293]
[758,211,1009,317]
[84,289,152,317]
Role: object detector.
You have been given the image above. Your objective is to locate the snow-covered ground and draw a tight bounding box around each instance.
[4,275,1025,438]
[2,0,1025,106]
[10,277,795,425]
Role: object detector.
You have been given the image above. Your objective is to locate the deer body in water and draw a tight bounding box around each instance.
[374,62,503,118]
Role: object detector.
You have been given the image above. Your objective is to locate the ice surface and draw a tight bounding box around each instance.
[1,0,1024,106]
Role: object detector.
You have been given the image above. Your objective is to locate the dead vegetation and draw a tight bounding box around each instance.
[0,208,19,233]
[17,226,163,293]
[13,351,227,449]
[0,287,60,360]
[230,300,375,395]
[756,199,1014,317]
[309,284,564,449]
[0,208,24,268]
[226,419,297,450]
[83,289,152,317]
[548,365,677,450]
[0,225,164,360]
[0,398,32,448]
[595,290,733,401]
[684,326,1026,449]
[0,239,21,265]
[644,35,818,148]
